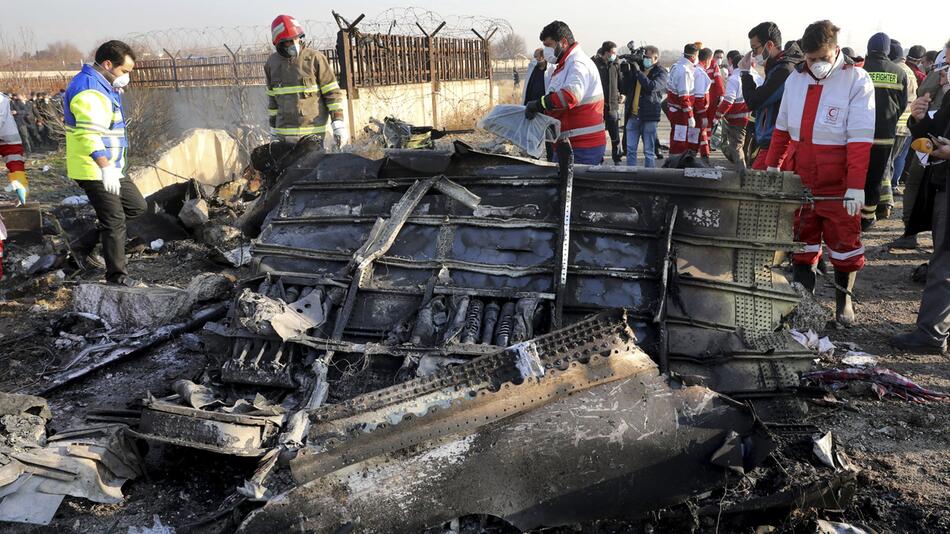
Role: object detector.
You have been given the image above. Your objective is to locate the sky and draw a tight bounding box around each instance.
[1,0,947,57]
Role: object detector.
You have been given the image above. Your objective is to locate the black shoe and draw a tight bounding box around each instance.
[890,234,919,250]
[889,331,947,355]
[834,270,857,327]
[860,218,876,232]
[656,153,665,160]
[876,204,893,220]
[107,275,147,288]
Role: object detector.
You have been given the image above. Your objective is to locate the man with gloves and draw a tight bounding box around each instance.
[764,20,876,327]
[65,40,147,287]
[0,93,28,205]
[265,15,347,148]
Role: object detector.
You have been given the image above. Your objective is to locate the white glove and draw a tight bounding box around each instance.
[767,166,779,172]
[331,120,348,147]
[101,166,122,196]
[688,117,696,128]
[844,188,865,217]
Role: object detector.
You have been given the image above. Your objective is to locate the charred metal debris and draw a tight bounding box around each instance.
[104,142,856,530]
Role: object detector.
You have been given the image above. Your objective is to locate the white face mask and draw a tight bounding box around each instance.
[754,44,770,64]
[112,73,130,89]
[543,46,557,64]
[809,61,833,79]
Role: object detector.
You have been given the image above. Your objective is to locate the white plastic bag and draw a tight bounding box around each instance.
[477,104,560,159]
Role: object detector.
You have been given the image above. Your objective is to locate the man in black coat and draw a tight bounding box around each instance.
[592,41,622,164]
[891,75,950,354]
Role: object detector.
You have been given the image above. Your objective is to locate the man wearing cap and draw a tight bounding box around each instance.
[265,15,347,147]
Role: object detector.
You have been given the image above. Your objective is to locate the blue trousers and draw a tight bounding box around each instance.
[625,117,658,167]
[891,134,911,188]
[553,144,605,165]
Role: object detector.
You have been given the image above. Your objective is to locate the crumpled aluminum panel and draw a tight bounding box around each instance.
[236,310,769,533]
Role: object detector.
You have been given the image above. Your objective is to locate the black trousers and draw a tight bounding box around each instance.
[605,111,621,163]
[74,177,147,282]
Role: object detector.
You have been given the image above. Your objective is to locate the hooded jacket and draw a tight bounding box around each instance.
[863,50,909,143]
[741,42,805,148]
[765,53,876,195]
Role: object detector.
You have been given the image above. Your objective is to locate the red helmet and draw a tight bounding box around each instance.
[271,15,304,45]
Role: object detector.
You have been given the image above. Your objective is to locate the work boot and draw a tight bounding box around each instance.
[792,263,817,294]
[834,270,857,327]
[877,203,893,220]
[860,217,876,232]
[889,330,947,355]
[890,233,919,250]
[82,244,105,270]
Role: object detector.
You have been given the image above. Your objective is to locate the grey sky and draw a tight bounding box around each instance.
[2,0,947,57]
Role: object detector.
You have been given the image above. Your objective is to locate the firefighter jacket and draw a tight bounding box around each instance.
[64,64,127,180]
[265,46,344,137]
[667,56,696,119]
[863,51,908,144]
[0,93,26,186]
[765,53,876,195]
[539,43,606,149]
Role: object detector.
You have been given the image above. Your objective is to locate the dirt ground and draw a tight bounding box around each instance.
[1,145,949,533]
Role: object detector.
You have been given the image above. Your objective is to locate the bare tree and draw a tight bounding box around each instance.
[491,33,527,59]
[33,41,85,68]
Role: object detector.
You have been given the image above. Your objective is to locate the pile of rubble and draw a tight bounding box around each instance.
[3,139,938,532]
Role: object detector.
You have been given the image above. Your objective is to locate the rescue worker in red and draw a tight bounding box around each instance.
[692,49,713,158]
[666,44,699,157]
[704,48,726,157]
[765,20,876,327]
[525,21,606,165]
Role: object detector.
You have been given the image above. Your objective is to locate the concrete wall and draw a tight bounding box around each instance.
[125,78,495,150]
[128,128,249,198]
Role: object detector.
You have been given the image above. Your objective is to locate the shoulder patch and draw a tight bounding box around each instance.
[867,71,899,85]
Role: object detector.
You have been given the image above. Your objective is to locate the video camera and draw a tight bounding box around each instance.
[618,42,647,70]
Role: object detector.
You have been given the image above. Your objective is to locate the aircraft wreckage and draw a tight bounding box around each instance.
[128,141,837,532]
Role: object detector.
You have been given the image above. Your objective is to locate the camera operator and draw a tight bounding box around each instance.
[621,45,667,167]
[891,47,950,354]
[593,41,623,164]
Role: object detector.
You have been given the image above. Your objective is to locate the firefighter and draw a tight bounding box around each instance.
[860,33,908,230]
[265,15,347,147]
[765,20,875,327]
[524,21,606,165]
[666,44,698,157]
[0,92,28,205]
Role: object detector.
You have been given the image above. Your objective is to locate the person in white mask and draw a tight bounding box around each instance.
[64,40,147,287]
[738,21,804,169]
[763,20,876,327]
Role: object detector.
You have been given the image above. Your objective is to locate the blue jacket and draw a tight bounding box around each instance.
[622,64,668,122]
[64,64,128,180]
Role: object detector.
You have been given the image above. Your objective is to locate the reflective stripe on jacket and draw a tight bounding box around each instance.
[765,55,876,194]
[716,69,761,126]
[264,46,344,137]
[666,56,696,118]
[64,64,127,180]
[0,94,25,176]
[540,43,605,148]
[864,51,909,144]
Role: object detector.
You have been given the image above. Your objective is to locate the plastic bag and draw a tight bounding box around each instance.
[477,104,560,159]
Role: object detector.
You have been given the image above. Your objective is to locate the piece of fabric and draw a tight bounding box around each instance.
[74,177,147,281]
[625,117,658,167]
[793,200,865,272]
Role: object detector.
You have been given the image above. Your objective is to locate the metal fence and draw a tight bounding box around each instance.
[130,31,490,91]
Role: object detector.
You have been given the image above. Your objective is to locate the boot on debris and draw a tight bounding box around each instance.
[793,263,817,294]
[889,330,948,355]
[834,270,857,327]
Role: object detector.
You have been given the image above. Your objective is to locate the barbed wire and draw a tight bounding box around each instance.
[121,8,513,59]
